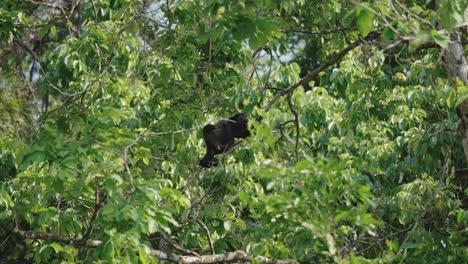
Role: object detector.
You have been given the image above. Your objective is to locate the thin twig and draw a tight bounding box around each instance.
[181,168,202,194]
[393,0,434,28]
[250,47,273,107]
[355,225,412,255]
[219,141,245,161]
[123,128,154,198]
[145,124,205,136]
[350,0,399,35]
[124,142,136,197]
[195,219,215,255]
[81,183,104,244]
[287,94,300,161]
[265,31,380,112]
[158,231,200,256]
[0,232,11,248]
[278,120,295,142]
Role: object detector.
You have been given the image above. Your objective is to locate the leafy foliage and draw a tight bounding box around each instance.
[0,0,467,263]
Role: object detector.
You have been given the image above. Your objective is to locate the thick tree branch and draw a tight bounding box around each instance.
[0,222,101,247]
[28,0,68,14]
[444,33,468,163]
[281,27,353,35]
[144,248,298,264]
[265,31,380,112]
[0,222,297,263]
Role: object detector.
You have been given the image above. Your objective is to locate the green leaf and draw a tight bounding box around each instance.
[431,30,448,48]
[48,243,63,253]
[439,0,461,31]
[400,242,418,250]
[343,129,354,147]
[147,219,158,233]
[381,27,395,42]
[446,89,456,109]
[356,6,375,37]
[19,150,46,170]
[50,25,57,37]
[455,84,468,107]
[139,247,149,264]
[224,221,232,231]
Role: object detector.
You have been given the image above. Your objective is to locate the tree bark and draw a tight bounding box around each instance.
[443,33,468,163]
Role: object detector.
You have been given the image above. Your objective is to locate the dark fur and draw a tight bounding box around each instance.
[199,113,250,168]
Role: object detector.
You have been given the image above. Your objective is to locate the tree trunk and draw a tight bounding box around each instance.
[444,33,468,163]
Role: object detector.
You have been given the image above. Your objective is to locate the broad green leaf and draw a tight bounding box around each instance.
[147,219,158,233]
[48,243,63,253]
[356,6,375,37]
[446,89,456,109]
[456,85,468,107]
[431,30,448,48]
[224,221,232,231]
[381,27,395,42]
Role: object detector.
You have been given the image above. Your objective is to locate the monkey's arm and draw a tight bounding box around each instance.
[199,147,218,168]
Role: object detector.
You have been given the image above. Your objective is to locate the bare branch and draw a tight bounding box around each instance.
[281,27,353,35]
[195,219,215,255]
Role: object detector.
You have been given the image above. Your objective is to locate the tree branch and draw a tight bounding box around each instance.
[195,219,215,255]
[265,31,380,112]
[158,231,200,256]
[0,222,102,247]
[287,93,300,161]
[144,248,298,264]
[219,141,245,160]
[81,183,105,243]
[0,222,298,264]
[281,27,353,35]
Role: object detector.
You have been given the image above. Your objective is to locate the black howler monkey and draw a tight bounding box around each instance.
[199,113,251,168]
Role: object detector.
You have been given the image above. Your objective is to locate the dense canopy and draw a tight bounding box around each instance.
[0,0,467,263]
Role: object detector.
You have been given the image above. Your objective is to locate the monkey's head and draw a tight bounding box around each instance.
[229,113,250,138]
[229,113,248,126]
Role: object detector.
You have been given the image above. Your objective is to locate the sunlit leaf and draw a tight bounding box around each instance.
[356,5,375,37]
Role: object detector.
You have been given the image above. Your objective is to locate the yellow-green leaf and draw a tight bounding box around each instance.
[356,6,375,37]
